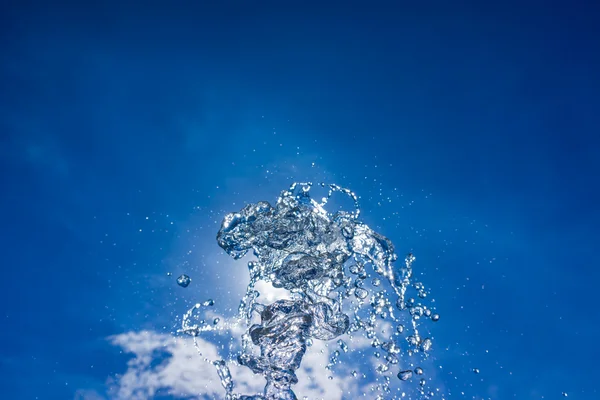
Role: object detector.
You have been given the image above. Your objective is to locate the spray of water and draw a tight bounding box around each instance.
[180,183,438,399]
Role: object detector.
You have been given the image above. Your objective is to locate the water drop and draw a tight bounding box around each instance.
[396,299,406,310]
[337,339,348,353]
[396,324,404,333]
[473,368,480,374]
[431,313,440,322]
[203,299,215,306]
[398,370,412,381]
[415,367,423,375]
[213,318,220,325]
[372,278,381,286]
[421,338,432,352]
[407,335,420,346]
[176,274,191,288]
[355,287,369,299]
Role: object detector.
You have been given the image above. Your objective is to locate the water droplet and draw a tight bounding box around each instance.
[421,338,432,352]
[396,299,406,310]
[372,278,381,286]
[415,367,423,375]
[355,287,368,299]
[562,392,568,397]
[419,378,426,386]
[407,335,420,346]
[398,370,413,381]
[337,339,348,353]
[203,299,215,306]
[166,272,172,276]
[177,274,191,288]
[396,324,404,333]
[431,313,440,322]
[473,368,480,374]
[213,318,220,325]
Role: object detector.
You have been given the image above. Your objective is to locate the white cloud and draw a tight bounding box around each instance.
[100,328,366,400]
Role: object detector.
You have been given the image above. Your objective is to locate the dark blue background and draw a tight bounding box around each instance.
[1,1,599,399]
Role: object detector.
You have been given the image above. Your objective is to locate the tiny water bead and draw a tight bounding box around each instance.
[176,274,191,288]
[473,368,480,374]
[398,370,413,381]
[415,367,424,375]
[421,338,433,352]
[431,313,440,322]
[203,299,215,306]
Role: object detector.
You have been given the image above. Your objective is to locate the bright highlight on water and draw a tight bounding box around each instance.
[180,183,439,399]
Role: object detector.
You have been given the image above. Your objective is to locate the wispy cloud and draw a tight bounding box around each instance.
[86,327,367,400]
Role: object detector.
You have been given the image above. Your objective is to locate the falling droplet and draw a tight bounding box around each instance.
[177,274,191,288]
[421,338,432,352]
[203,299,215,306]
[396,324,404,333]
[337,339,348,353]
[431,313,440,322]
[473,368,480,374]
[166,272,172,276]
[415,367,423,375]
[562,392,568,397]
[213,318,220,325]
[398,370,412,381]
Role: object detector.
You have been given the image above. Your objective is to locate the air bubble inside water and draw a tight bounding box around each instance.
[180,183,438,399]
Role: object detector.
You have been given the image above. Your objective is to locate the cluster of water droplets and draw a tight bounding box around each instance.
[180,183,439,399]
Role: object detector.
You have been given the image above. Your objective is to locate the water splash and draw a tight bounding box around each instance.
[181,183,438,399]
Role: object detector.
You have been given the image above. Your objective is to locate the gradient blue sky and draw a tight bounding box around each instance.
[1,1,599,399]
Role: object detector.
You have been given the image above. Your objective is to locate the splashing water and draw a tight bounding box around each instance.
[180,183,439,399]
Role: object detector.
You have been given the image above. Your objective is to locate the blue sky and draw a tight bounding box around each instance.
[1,1,599,399]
